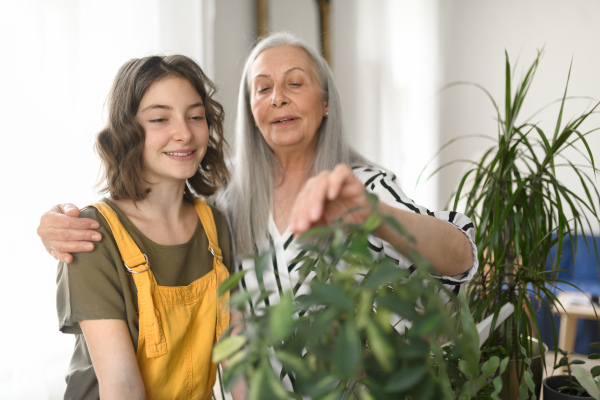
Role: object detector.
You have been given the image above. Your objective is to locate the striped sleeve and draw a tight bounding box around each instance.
[352,165,477,296]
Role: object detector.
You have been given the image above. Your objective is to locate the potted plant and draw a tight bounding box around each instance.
[543,345,600,399]
[428,51,600,398]
[214,197,508,399]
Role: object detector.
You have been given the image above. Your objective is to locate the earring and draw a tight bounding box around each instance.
[325,111,329,117]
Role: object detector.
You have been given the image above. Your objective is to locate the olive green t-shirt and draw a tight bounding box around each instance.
[56,198,233,400]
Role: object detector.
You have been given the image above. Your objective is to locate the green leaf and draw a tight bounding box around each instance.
[376,296,418,320]
[384,365,428,392]
[274,350,311,378]
[396,341,429,359]
[306,282,353,310]
[410,313,443,336]
[223,348,247,371]
[480,355,501,378]
[334,319,361,378]
[212,335,247,363]
[228,289,255,307]
[218,270,246,297]
[268,292,294,341]
[362,212,382,232]
[297,375,339,398]
[355,291,373,329]
[247,363,269,400]
[358,386,376,400]
[362,263,408,289]
[366,319,394,371]
[573,366,600,399]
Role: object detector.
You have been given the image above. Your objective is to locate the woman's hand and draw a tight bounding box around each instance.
[288,164,473,276]
[37,203,102,263]
[288,164,371,234]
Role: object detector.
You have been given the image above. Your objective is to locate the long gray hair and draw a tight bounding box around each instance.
[225,32,366,256]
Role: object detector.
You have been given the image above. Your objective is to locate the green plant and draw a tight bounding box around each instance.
[550,347,593,397]
[425,50,600,395]
[214,195,506,399]
[441,344,508,399]
[572,343,600,399]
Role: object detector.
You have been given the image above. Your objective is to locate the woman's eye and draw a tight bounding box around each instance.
[150,118,166,123]
[190,116,205,121]
[257,87,271,93]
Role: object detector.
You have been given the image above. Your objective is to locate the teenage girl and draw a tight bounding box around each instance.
[56,55,231,400]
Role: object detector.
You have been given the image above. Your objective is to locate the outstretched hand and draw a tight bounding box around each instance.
[37,203,102,263]
[288,164,372,234]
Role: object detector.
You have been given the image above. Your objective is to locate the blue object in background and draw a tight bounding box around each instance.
[535,235,600,354]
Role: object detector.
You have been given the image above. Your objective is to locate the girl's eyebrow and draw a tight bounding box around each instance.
[140,102,204,113]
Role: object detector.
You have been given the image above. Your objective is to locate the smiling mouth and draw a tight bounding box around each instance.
[165,151,195,157]
[273,118,296,124]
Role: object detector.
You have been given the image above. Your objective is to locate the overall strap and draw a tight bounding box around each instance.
[193,198,222,261]
[87,202,147,271]
[87,202,167,357]
[193,198,230,340]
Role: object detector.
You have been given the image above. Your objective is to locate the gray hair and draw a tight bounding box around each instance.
[225,31,366,256]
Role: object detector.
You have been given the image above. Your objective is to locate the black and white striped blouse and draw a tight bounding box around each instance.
[237,165,478,315]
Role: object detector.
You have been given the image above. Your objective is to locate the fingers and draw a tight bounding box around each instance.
[327,164,362,200]
[50,250,74,264]
[60,203,82,218]
[289,173,328,233]
[40,205,100,232]
[289,164,370,234]
[43,232,98,264]
[37,203,101,263]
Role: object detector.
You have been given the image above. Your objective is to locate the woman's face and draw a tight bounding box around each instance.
[135,76,209,185]
[250,45,328,157]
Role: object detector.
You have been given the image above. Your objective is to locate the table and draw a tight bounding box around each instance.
[553,291,599,352]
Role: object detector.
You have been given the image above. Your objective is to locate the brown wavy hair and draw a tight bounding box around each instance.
[96,55,228,203]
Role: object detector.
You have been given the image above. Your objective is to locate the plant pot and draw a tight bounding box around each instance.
[500,337,547,400]
[543,375,592,399]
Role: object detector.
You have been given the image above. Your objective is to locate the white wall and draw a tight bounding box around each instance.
[437,0,600,233]
[0,1,214,398]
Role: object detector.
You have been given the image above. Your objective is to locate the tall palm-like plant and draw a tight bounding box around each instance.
[436,51,600,382]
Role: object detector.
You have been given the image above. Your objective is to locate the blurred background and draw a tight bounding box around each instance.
[0,0,598,398]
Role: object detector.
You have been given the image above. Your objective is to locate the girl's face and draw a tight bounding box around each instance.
[135,76,209,186]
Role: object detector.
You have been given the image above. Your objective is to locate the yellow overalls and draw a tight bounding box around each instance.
[90,199,230,400]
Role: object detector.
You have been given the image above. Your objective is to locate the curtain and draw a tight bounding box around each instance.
[332,0,441,208]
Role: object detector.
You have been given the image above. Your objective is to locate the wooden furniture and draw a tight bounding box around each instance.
[554,292,599,352]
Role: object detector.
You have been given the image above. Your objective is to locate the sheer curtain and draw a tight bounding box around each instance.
[0,1,212,398]
[332,0,442,209]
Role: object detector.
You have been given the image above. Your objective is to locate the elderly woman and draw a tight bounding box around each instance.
[220,32,476,316]
[38,31,476,393]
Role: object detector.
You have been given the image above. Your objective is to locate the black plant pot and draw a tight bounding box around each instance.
[543,375,592,400]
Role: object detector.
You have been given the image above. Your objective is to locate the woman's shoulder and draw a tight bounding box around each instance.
[350,164,398,184]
